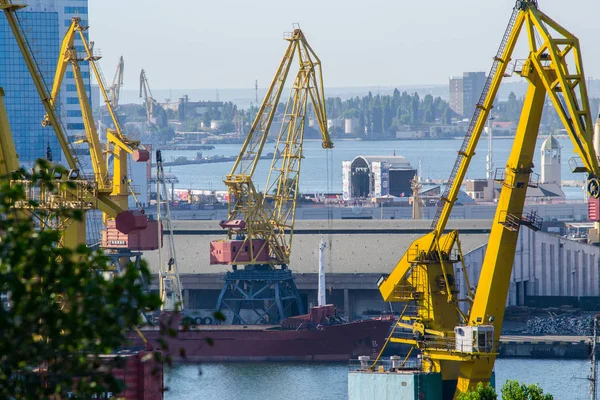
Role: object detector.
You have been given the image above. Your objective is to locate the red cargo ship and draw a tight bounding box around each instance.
[99,350,163,400]
[36,350,163,400]
[130,305,395,362]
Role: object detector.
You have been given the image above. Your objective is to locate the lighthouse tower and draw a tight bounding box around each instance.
[540,134,561,185]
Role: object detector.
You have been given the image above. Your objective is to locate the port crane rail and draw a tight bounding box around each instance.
[220,26,332,267]
[376,1,600,397]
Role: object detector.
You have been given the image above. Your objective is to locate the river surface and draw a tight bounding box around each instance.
[160,137,587,199]
[164,359,591,400]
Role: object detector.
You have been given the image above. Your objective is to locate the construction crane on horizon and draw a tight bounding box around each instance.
[139,69,167,130]
[374,1,600,398]
[107,55,124,110]
[209,25,333,324]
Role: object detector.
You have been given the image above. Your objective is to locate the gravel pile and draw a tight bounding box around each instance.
[522,315,594,336]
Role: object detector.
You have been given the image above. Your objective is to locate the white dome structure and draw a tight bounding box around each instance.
[540,134,561,185]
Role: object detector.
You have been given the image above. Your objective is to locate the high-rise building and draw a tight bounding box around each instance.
[0,0,90,165]
[0,8,60,162]
[449,76,463,117]
[448,72,486,118]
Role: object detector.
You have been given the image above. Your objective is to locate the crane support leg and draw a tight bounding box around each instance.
[455,71,547,397]
[63,217,87,250]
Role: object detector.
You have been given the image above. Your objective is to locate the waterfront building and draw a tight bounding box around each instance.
[342,156,416,200]
[0,0,90,165]
[540,133,561,184]
[344,118,360,135]
[449,71,486,117]
[449,76,463,116]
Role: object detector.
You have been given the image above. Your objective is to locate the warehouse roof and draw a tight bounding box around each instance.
[351,155,413,170]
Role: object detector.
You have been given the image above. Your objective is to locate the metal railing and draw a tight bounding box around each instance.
[11,179,97,211]
[494,168,539,188]
[499,209,543,232]
[348,357,420,372]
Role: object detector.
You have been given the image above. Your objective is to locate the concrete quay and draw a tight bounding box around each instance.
[498,335,591,359]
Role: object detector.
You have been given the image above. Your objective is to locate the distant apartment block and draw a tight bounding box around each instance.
[449,76,463,117]
[448,72,486,117]
[0,0,90,165]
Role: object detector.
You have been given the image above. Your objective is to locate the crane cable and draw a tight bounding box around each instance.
[326,136,334,278]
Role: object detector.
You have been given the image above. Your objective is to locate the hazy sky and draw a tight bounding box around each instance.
[88,0,600,91]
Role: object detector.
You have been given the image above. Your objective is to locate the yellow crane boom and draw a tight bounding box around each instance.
[0,87,19,176]
[376,1,600,398]
[44,18,108,188]
[46,17,150,224]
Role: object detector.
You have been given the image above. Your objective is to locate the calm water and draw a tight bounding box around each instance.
[164,359,591,400]
[161,137,586,199]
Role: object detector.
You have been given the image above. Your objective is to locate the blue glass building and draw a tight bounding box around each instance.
[0,0,90,166]
[0,11,61,163]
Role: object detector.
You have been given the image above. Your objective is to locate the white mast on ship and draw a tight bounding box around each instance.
[318,237,327,307]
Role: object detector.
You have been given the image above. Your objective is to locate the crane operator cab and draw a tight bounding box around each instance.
[454,325,494,353]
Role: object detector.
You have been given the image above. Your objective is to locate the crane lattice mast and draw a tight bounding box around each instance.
[210,26,332,324]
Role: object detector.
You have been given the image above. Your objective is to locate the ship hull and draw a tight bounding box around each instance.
[130,317,394,363]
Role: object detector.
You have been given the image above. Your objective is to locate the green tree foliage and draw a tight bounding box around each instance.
[501,380,553,400]
[191,101,237,133]
[457,383,498,400]
[495,91,523,122]
[0,161,162,399]
[322,90,453,138]
[457,380,553,400]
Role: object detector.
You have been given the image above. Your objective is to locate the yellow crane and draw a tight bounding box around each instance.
[376,1,599,398]
[210,26,332,323]
[47,17,151,218]
[49,18,149,216]
[0,1,139,250]
[0,83,98,253]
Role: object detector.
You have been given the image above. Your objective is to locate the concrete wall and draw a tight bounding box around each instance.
[145,217,599,319]
[176,273,389,321]
[460,229,600,306]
